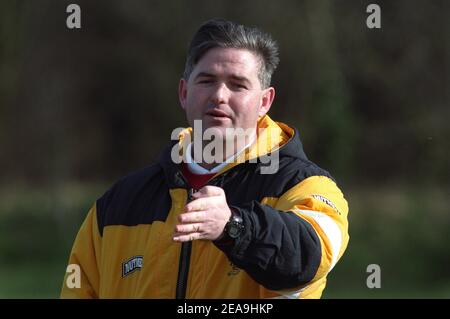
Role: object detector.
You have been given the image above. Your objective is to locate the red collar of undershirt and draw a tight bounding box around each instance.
[180,162,216,190]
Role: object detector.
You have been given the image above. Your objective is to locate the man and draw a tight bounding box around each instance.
[61,19,349,299]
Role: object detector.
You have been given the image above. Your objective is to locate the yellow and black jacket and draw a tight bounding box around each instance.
[61,115,349,299]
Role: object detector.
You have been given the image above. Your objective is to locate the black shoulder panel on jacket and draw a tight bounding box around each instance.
[281,158,335,194]
[96,165,171,236]
[218,156,334,207]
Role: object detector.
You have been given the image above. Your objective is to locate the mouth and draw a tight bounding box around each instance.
[205,109,231,119]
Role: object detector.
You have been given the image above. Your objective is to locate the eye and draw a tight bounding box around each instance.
[197,79,213,84]
[232,83,247,90]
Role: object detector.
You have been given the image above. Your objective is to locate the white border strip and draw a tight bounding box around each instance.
[293,209,342,271]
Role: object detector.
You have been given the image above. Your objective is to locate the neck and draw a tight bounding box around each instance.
[190,129,257,171]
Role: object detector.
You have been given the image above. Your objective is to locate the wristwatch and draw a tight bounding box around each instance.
[224,211,245,239]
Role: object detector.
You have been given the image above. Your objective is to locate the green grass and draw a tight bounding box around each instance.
[0,262,66,298]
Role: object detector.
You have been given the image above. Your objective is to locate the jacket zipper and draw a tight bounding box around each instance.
[174,170,227,298]
[176,239,192,299]
[176,177,194,299]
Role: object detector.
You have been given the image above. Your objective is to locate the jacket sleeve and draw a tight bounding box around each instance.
[214,175,349,292]
[60,203,102,298]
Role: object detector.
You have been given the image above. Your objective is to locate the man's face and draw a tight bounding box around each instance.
[179,47,275,141]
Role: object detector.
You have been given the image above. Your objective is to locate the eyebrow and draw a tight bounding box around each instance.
[195,72,251,85]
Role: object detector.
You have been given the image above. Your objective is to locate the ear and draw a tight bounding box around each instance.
[179,78,188,110]
[258,87,275,117]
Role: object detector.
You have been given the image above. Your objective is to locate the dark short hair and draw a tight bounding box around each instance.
[183,19,279,88]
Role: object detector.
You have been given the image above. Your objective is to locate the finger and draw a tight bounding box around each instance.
[194,185,224,198]
[174,223,202,233]
[184,197,217,213]
[178,211,206,223]
[173,232,202,242]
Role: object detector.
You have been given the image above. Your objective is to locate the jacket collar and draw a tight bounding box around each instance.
[159,115,308,187]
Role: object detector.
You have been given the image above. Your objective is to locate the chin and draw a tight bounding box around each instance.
[203,125,229,139]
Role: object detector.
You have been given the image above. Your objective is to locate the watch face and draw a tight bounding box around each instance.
[227,219,244,239]
[229,225,240,238]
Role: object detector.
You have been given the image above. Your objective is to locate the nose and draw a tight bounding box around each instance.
[210,83,229,105]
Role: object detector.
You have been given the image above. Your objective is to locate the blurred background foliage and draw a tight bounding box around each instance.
[0,0,449,298]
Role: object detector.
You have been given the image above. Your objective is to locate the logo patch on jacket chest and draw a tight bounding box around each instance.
[122,256,143,277]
